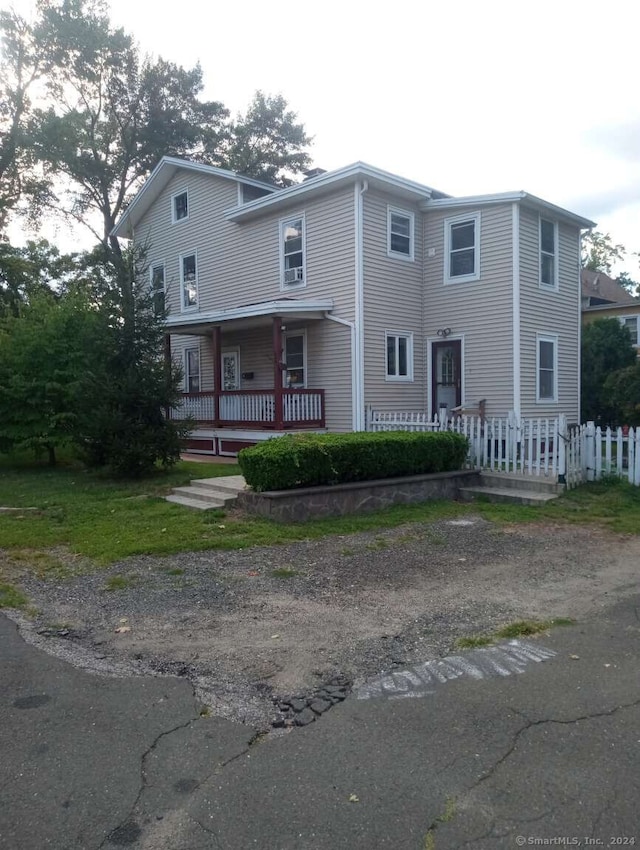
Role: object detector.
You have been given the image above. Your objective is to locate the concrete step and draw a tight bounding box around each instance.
[479,471,561,495]
[190,475,247,494]
[165,493,226,511]
[165,474,247,511]
[170,485,238,506]
[459,486,559,507]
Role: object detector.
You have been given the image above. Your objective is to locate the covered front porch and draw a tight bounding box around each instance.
[165,298,335,451]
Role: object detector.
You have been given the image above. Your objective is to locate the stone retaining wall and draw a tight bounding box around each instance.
[237,469,481,522]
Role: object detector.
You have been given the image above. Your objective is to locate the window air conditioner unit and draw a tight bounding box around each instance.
[283,267,304,285]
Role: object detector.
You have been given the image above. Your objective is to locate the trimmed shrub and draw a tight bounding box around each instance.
[238,430,469,492]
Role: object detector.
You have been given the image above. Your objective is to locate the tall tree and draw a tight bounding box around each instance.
[33,0,229,258]
[0,7,52,233]
[581,318,637,425]
[222,91,313,187]
[581,230,626,276]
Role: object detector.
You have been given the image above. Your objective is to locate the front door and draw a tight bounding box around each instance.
[431,340,461,417]
[221,349,240,390]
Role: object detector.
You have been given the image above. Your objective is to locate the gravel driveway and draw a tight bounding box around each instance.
[7,514,640,729]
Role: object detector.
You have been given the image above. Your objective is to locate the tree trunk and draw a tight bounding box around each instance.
[47,444,56,466]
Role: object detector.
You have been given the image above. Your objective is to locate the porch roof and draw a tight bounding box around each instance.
[165,297,334,334]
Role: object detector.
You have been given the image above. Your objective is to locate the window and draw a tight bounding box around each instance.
[540,218,557,289]
[281,216,305,287]
[444,213,480,282]
[241,184,271,204]
[284,333,305,387]
[385,331,414,381]
[620,316,639,347]
[150,263,165,314]
[180,252,198,310]
[184,347,200,393]
[172,190,188,223]
[537,334,558,402]
[387,207,414,260]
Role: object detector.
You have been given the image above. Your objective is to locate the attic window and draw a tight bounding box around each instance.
[172,190,188,223]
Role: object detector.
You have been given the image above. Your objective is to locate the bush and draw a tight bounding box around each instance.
[238,431,469,492]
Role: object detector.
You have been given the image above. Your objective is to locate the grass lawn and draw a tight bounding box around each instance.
[1,452,639,581]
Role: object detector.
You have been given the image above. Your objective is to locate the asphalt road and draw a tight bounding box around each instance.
[2,594,640,850]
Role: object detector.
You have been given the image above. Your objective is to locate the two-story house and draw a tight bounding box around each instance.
[112,158,594,456]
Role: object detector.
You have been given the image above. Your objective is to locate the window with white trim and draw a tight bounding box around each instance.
[284,332,305,387]
[184,347,200,393]
[537,334,558,402]
[150,263,165,314]
[387,207,414,260]
[180,252,198,310]
[172,190,188,223]
[385,331,414,381]
[620,316,639,347]
[281,216,305,287]
[540,218,557,289]
[444,213,480,282]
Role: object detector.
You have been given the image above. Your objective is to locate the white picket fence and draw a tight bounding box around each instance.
[366,408,640,488]
[565,422,640,489]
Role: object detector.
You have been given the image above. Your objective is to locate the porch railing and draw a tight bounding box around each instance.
[171,389,325,429]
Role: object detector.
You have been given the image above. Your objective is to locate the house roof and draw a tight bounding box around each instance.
[112,157,277,239]
[422,192,595,229]
[581,269,640,309]
[224,162,450,222]
[164,297,335,335]
[112,156,594,236]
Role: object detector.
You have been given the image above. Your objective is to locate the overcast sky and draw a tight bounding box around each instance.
[9,0,640,271]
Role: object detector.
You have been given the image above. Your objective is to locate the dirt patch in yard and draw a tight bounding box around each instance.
[7,516,640,729]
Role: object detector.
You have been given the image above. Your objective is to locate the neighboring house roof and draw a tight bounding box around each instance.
[112,157,277,239]
[581,269,640,311]
[423,192,595,229]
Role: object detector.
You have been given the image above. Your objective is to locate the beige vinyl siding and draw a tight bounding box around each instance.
[519,207,581,420]
[137,172,355,431]
[423,204,514,417]
[362,190,425,412]
[305,319,352,431]
[138,173,355,317]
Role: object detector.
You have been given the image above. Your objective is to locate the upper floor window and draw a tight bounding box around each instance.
[620,316,639,347]
[444,213,480,283]
[385,331,414,381]
[281,216,305,288]
[150,263,165,314]
[172,190,188,223]
[184,346,200,393]
[537,334,558,402]
[540,218,558,289]
[387,207,414,261]
[180,252,198,311]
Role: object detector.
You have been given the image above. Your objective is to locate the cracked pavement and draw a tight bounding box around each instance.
[2,591,640,849]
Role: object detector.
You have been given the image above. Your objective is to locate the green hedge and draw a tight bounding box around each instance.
[238,431,469,492]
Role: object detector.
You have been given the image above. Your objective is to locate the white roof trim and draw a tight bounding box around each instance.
[422,192,595,229]
[165,298,335,328]
[225,162,442,222]
[112,156,277,238]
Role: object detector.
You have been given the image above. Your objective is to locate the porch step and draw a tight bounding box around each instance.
[165,493,226,511]
[165,475,247,511]
[478,471,561,495]
[459,486,558,507]
[190,475,248,494]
